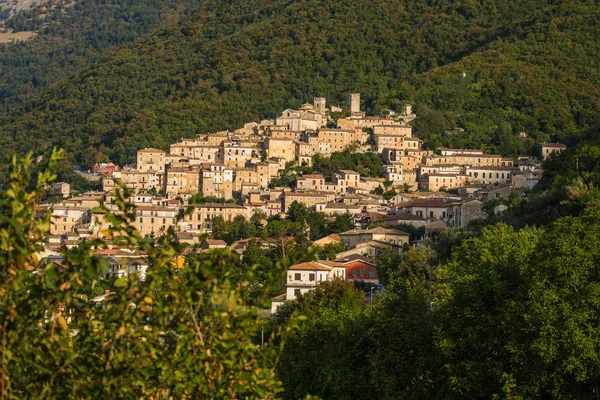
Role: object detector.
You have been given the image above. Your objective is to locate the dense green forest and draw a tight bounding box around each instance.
[0,0,598,169]
[0,0,203,111]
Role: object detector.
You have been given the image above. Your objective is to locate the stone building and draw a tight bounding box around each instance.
[541,143,567,160]
[199,164,234,199]
[137,148,166,173]
[184,203,250,231]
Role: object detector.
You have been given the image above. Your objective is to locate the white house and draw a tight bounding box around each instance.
[270,261,346,314]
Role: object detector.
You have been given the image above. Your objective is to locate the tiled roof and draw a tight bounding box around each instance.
[541,142,567,148]
[407,200,450,207]
[288,262,332,271]
[204,240,227,246]
[387,213,427,221]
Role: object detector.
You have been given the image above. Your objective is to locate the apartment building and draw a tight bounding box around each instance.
[421,173,470,191]
[465,166,514,185]
[134,206,179,236]
[50,206,92,235]
[265,137,295,162]
[223,140,260,169]
[199,164,234,199]
[165,167,200,195]
[185,203,250,231]
[137,148,166,172]
[281,190,334,212]
[317,128,362,152]
[373,124,412,137]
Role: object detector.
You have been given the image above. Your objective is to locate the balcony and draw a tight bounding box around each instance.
[286,281,318,287]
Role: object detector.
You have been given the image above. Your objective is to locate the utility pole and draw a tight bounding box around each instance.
[370,286,376,309]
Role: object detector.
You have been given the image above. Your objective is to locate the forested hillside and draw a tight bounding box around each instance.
[1,0,597,168]
[0,0,203,111]
[411,2,600,155]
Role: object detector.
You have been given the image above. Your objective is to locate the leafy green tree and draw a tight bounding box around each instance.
[435,224,540,398]
[314,242,345,260]
[523,203,600,398]
[376,247,403,283]
[210,215,227,240]
[0,152,284,398]
[240,239,286,305]
[327,212,355,234]
[287,201,310,224]
[276,280,371,399]
[250,210,268,231]
[368,254,442,399]
[226,215,258,244]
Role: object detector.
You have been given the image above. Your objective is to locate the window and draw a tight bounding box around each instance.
[294,289,301,296]
[294,273,301,281]
[430,211,434,218]
[309,273,315,282]
[369,270,375,277]
[360,270,365,276]
[353,269,357,276]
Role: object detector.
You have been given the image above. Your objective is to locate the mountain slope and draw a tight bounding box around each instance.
[410,1,600,155]
[0,0,597,167]
[0,0,203,111]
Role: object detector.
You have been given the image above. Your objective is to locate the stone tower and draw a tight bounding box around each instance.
[313,97,326,114]
[347,93,360,113]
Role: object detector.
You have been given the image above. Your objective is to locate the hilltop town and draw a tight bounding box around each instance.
[2,0,598,396]
[42,93,564,311]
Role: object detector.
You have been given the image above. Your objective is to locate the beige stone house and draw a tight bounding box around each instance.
[373,124,412,137]
[541,143,567,160]
[465,166,513,185]
[134,205,179,236]
[339,227,410,248]
[165,167,200,195]
[398,200,451,220]
[317,128,361,153]
[199,164,234,199]
[282,190,334,212]
[185,203,250,231]
[265,137,295,162]
[50,206,92,235]
[137,148,166,172]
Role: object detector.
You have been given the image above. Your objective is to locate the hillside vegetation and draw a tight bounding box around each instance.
[0,0,202,111]
[2,0,598,168]
[411,1,600,155]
